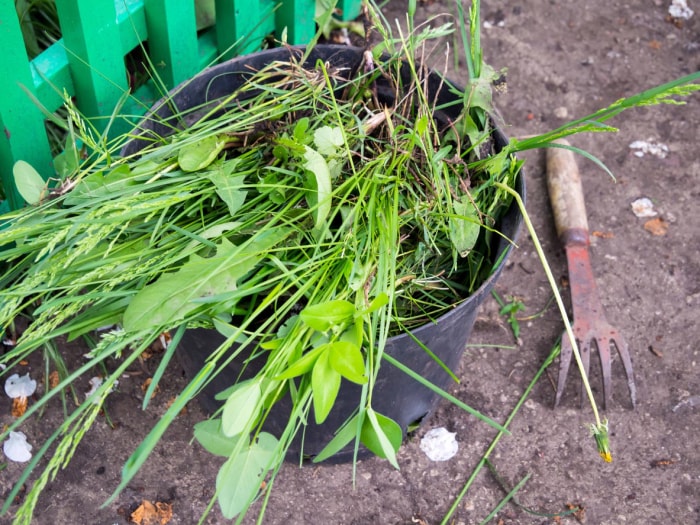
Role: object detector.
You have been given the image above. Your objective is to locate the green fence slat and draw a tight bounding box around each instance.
[337,0,361,21]
[0,1,54,210]
[115,0,147,54]
[276,0,316,45]
[30,41,75,112]
[215,0,276,61]
[54,0,130,134]
[144,0,199,89]
[1,0,363,212]
[197,29,219,70]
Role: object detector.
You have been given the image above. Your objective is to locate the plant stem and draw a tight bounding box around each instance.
[440,332,559,524]
[493,182,601,426]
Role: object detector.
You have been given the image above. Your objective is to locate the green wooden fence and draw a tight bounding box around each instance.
[0,0,361,212]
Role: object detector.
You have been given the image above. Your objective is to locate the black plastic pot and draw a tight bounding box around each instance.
[125,45,524,462]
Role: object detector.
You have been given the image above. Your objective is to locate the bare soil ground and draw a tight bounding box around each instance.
[1,1,699,524]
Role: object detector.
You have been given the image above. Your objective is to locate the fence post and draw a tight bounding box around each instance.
[214,0,277,61]
[54,0,130,134]
[144,0,199,89]
[0,1,54,209]
[276,0,316,45]
[337,0,362,21]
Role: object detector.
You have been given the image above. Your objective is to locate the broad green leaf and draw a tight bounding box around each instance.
[178,135,226,171]
[53,138,79,179]
[311,351,341,424]
[211,318,247,342]
[362,292,390,315]
[360,410,402,468]
[221,380,262,437]
[313,413,362,463]
[64,165,135,205]
[214,384,238,401]
[63,170,105,206]
[302,146,332,230]
[300,299,355,332]
[198,221,242,240]
[274,344,327,380]
[313,125,344,156]
[13,160,46,205]
[328,341,366,384]
[449,197,481,257]
[261,171,287,204]
[123,229,289,331]
[209,171,247,217]
[272,144,288,162]
[293,117,310,142]
[339,318,363,349]
[130,159,161,177]
[466,63,497,114]
[194,418,236,457]
[216,432,278,519]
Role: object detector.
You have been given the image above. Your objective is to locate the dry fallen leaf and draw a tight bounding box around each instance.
[649,345,664,358]
[11,397,29,418]
[48,371,60,389]
[165,396,188,415]
[130,500,173,525]
[566,502,586,523]
[141,378,160,399]
[592,230,614,239]
[650,458,677,468]
[644,217,669,236]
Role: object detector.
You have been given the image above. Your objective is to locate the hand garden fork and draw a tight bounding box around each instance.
[546,140,636,410]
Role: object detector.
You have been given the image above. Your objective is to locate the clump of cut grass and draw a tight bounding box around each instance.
[0,3,521,521]
[1,0,700,523]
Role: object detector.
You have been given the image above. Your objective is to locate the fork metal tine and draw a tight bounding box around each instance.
[554,334,574,408]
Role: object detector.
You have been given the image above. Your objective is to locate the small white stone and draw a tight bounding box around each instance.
[3,431,32,462]
[669,0,694,19]
[629,139,669,159]
[631,197,658,218]
[85,376,118,403]
[553,106,568,119]
[420,427,459,461]
[4,373,37,399]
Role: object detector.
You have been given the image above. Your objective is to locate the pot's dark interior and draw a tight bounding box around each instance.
[124,45,477,156]
[126,45,525,462]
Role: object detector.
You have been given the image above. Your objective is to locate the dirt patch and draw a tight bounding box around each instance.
[2,1,699,524]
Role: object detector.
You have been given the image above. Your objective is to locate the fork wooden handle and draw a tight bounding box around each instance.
[546,139,589,246]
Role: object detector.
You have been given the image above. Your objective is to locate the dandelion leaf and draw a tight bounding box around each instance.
[209,170,247,217]
[221,380,262,437]
[178,135,226,172]
[123,228,289,331]
[64,165,135,205]
[313,125,344,156]
[360,410,402,469]
[194,419,236,457]
[449,197,480,257]
[13,161,47,205]
[303,146,332,230]
[216,433,278,519]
